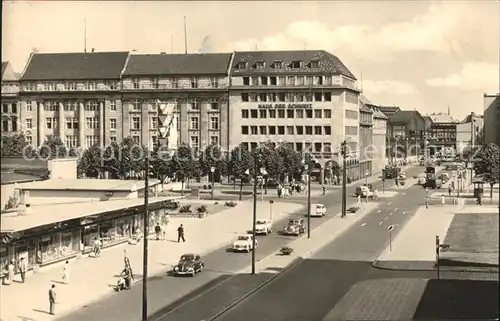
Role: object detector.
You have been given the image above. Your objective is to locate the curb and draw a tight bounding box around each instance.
[372,260,500,273]
[207,258,303,321]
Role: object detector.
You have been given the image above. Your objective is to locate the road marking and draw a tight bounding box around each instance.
[389,212,393,216]
[402,211,407,215]
[384,216,388,221]
[361,223,367,227]
[377,209,382,213]
[387,202,392,205]
[378,221,383,226]
[394,208,398,211]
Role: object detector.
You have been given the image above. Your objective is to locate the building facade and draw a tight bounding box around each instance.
[120,53,232,150]
[370,106,388,174]
[427,112,459,155]
[358,101,373,178]
[227,50,361,183]
[1,61,20,137]
[18,52,130,148]
[387,110,426,161]
[483,93,500,147]
[456,112,484,155]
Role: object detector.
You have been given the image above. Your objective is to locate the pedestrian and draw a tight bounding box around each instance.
[121,266,132,289]
[62,261,70,284]
[177,224,186,243]
[93,237,101,258]
[477,194,482,205]
[333,175,337,186]
[5,259,15,285]
[425,197,429,209]
[395,178,399,188]
[18,257,27,283]
[155,223,161,240]
[322,186,326,195]
[448,185,452,196]
[49,284,57,315]
[441,194,445,206]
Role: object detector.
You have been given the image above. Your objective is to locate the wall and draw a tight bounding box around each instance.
[23,189,138,206]
[484,95,500,146]
[48,158,77,179]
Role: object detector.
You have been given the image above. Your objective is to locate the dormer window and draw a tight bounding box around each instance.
[291,61,302,69]
[273,61,283,69]
[310,60,319,68]
[255,61,265,69]
[237,62,248,70]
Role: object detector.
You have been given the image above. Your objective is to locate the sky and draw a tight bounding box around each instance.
[2,0,499,120]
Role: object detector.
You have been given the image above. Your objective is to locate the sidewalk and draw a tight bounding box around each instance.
[0,201,302,321]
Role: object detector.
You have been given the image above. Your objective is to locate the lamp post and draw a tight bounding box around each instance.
[251,150,264,275]
[303,153,312,239]
[341,140,347,218]
[365,170,369,184]
[210,166,215,200]
[269,200,274,221]
[141,156,150,321]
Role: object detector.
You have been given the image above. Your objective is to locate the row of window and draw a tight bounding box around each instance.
[2,103,17,114]
[127,100,219,112]
[1,119,18,132]
[242,125,332,136]
[241,141,333,154]
[241,108,332,119]
[189,116,220,130]
[241,75,333,86]
[22,81,119,92]
[241,92,334,103]
[128,78,224,90]
[236,60,320,70]
[189,135,219,147]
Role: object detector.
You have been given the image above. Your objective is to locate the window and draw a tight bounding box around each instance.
[287,109,294,118]
[324,92,332,101]
[324,76,332,85]
[269,110,276,118]
[314,143,322,152]
[296,142,303,151]
[278,110,285,118]
[191,100,200,110]
[237,62,248,69]
[210,102,219,110]
[287,76,296,85]
[297,76,304,86]
[11,119,17,131]
[255,61,265,69]
[261,76,268,85]
[2,104,8,113]
[269,92,277,102]
[132,136,140,144]
[86,117,99,129]
[44,101,58,112]
[259,126,267,135]
[63,101,77,112]
[324,126,332,135]
[191,77,198,88]
[259,109,267,118]
[1,120,8,132]
[268,126,276,135]
[305,92,313,102]
[133,79,139,89]
[26,101,33,112]
[305,126,313,135]
[296,93,304,102]
[306,76,313,85]
[130,117,140,130]
[324,143,332,153]
[210,136,219,145]
[66,117,79,129]
[270,77,277,85]
[314,126,322,135]
[251,77,259,86]
[345,110,358,119]
[313,110,322,118]
[132,99,141,111]
[110,100,116,111]
[241,93,249,102]
[296,109,304,118]
[152,78,159,89]
[46,117,58,129]
[85,135,98,148]
[241,126,249,135]
[286,126,294,135]
[11,103,17,114]
[26,136,33,145]
[277,126,285,135]
[26,119,32,129]
[306,110,313,118]
[249,93,258,102]
[345,92,358,104]
[278,76,286,85]
[314,92,322,102]
[85,100,98,111]
[291,61,302,68]
[250,110,258,118]
[210,116,219,130]
[171,78,178,88]
[314,76,323,85]
[110,118,117,130]
[66,136,78,148]
[190,116,199,130]
[280,93,287,102]
[273,61,283,69]
[324,109,331,118]
[243,77,250,86]
[310,60,319,68]
[345,126,358,135]
[296,126,304,135]
[151,117,157,130]
[258,93,267,102]
[110,136,117,143]
[241,110,249,118]
[109,81,117,90]
[250,126,258,135]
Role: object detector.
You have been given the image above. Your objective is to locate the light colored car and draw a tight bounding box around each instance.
[282,219,306,236]
[309,204,327,217]
[355,186,374,198]
[255,219,273,235]
[232,234,257,252]
[417,174,427,185]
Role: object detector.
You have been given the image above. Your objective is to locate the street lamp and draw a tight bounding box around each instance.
[141,156,150,321]
[260,168,267,202]
[365,170,369,184]
[269,200,274,221]
[251,149,263,275]
[210,166,215,200]
[303,154,312,239]
[341,140,347,218]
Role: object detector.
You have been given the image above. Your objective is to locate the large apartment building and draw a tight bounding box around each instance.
[1,61,20,137]
[483,93,500,147]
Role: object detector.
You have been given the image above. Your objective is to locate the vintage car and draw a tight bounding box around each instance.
[232,234,257,252]
[172,253,204,276]
[255,219,273,235]
[309,204,327,217]
[355,185,374,198]
[417,174,427,185]
[282,218,306,236]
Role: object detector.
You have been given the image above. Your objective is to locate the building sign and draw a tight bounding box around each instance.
[257,103,312,109]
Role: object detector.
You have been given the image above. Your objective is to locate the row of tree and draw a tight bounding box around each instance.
[472,143,500,199]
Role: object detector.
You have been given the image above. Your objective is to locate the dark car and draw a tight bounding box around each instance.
[172,253,204,276]
[282,218,306,236]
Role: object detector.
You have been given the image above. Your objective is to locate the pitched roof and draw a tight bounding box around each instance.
[372,108,388,120]
[359,94,373,105]
[359,102,373,113]
[1,62,7,75]
[231,50,356,79]
[1,61,19,81]
[21,51,130,81]
[378,106,401,116]
[388,110,421,125]
[123,53,233,76]
[460,113,483,124]
[428,113,459,124]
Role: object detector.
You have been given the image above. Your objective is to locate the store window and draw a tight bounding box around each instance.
[38,230,79,264]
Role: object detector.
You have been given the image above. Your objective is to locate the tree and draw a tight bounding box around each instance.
[1,134,29,157]
[276,143,303,182]
[102,142,122,179]
[117,137,147,179]
[473,143,500,200]
[39,135,67,159]
[228,144,252,200]
[150,146,171,187]
[198,144,228,182]
[257,141,284,182]
[78,144,102,178]
[168,144,197,194]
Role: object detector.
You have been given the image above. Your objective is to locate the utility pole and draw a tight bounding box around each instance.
[141,156,149,321]
[341,140,347,218]
[307,153,312,238]
[251,152,258,275]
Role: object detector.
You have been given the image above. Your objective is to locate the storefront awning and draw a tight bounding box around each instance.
[0,196,183,234]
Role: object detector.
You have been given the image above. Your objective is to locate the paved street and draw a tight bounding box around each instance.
[56,165,423,321]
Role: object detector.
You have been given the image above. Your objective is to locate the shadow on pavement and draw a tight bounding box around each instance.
[413,279,499,320]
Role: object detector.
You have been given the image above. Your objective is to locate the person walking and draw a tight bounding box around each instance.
[177,224,186,243]
[93,237,101,258]
[5,260,15,285]
[154,223,161,240]
[441,194,445,206]
[18,257,27,283]
[322,185,326,195]
[62,261,70,284]
[477,194,482,205]
[448,185,452,196]
[49,284,57,315]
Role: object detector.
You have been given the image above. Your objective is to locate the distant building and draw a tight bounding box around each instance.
[427,112,460,154]
[386,110,426,161]
[358,96,374,178]
[1,61,20,137]
[368,105,388,174]
[378,106,401,117]
[483,93,500,147]
[456,112,484,155]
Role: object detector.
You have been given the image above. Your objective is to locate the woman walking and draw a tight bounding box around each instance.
[5,260,15,285]
[62,261,70,284]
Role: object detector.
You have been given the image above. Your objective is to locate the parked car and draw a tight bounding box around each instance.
[423,179,442,189]
[282,218,306,236]
[172,253,204,276]
[356,185,374,198]
[255,219,273,235]
[417,174,427,185]
[232,234,257,252]
[309,204,327,217]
